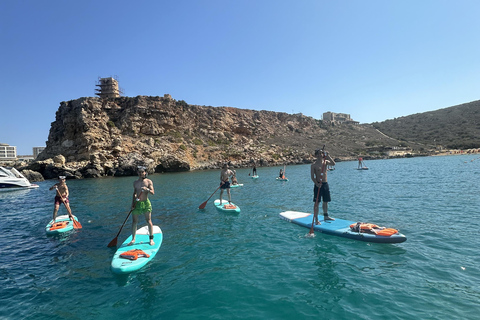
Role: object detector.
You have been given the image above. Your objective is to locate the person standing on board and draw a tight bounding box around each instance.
[49,176,74,223]
[129,167,155,246]
[358,157,363,169]
[252,163,257,176]
[219,163,234,204]
[311,149,336,225]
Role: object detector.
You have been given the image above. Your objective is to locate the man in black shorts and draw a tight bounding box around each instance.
[311,148,336,225]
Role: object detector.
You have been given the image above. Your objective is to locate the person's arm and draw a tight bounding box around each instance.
[64,185,69,198]
[49,183,58,191]
[143,180,154,195]
[326,153,336,166]
[311,165,319,186]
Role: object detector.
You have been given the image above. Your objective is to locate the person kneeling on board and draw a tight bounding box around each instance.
[311,148,336,225]
[130,167,155,246]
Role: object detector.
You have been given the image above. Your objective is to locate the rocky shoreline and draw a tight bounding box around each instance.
[7,95,467,181]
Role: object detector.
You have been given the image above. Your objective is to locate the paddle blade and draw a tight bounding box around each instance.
[107,237,118,247]
[73,219,82,229]
[198,201,208,210]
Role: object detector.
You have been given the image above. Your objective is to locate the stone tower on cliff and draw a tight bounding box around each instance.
[95,77,122,98]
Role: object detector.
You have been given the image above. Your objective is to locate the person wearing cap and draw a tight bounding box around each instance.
[129,167,155,246]
[311,149,336,225]
[49,176,74,223]
[219,163,234,205]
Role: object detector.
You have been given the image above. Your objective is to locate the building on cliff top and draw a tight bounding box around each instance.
[323,112,359,124]
[95,77,123,98]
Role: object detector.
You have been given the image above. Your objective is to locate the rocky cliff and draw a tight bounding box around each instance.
[30,95,416,179]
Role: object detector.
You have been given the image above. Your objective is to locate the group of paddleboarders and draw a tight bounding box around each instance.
[49,147,336,245]
[49,166,156,246]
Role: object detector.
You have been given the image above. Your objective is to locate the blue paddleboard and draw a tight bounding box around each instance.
[45,214,79,235]
[251,175,259,179]
[279,211,406,243]
[111,225,163,274]
[230,184,243,188]
[276,177,289,181]
[214,199,241,213]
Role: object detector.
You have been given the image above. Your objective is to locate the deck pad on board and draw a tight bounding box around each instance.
[111,225,163,274]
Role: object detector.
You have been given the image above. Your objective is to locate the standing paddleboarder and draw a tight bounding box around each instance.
[129,167,155,246]
[311,148,336,225]
[219,163,234,204]
[49,176,74,223]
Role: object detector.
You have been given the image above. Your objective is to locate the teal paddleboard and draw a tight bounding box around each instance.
[279,211,406,243]
[45,214,79,235]
[276,177,289,181]
[251,175,259,179]
[230,183,243,188]
[214,199,241,213]
[111,225,163,274]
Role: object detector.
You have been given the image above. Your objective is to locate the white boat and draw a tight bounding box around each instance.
[0,166,39,191]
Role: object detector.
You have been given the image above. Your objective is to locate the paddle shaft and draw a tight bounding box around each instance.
[108,190,143,247]
[199,185,221,209]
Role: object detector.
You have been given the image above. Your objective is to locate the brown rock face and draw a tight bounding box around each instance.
[32,95,406,178]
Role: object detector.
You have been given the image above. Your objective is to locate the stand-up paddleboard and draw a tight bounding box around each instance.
[214,199,241,213]
[45,215,79,235]
[276,177,289,181]
[111,225,163,274]
[279,211,406,243]
[230,184,244,188]
[251,175,259,179]
[357,167,369,170]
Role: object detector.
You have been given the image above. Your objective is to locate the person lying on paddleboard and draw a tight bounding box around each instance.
[311,148,336,225]
[130,167,155,246]
[49,176,74,223]
[219,163,234,204]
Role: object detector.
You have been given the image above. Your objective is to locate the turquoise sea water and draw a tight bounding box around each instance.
[1,155,479,320]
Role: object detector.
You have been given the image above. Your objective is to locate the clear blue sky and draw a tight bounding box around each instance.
[1,0,479,155]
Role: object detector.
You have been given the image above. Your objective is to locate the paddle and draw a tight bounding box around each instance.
[107,190,143,247]
[55,187,82,229]
[198,185,221,209]
[107,208,134,247]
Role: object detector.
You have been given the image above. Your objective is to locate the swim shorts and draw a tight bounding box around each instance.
[54,196,69,205]
[132,199,152,215]
[313,183,331,203]
[220,181,231,189]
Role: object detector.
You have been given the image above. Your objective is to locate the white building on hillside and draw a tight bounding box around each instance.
[0,143,17,161]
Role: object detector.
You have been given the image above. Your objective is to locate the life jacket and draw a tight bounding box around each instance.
[223,204,237,209]
[49,221,69,231]
[350,222,399,236]
[120,249,150,260]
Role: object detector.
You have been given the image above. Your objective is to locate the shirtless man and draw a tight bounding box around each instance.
[219,163,234,204]
[311,149,336,225]
[49,176,74,223]
[129,167,155,246]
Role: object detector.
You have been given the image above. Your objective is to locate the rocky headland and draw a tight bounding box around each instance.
[22,94,427,179]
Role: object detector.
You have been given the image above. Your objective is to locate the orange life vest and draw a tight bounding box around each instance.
[350,222,399,236]
[223,204,237,209]
[120,249,150,260]
[49,221,69,231]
